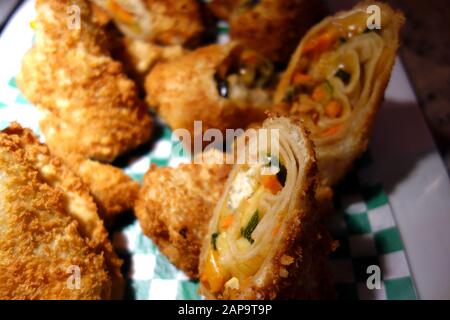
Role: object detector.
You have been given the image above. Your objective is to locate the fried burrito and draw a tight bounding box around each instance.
[146,42,277,146]
[274,2,404,186]
[199,117,334,299]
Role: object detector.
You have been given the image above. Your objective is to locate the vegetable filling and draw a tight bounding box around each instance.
[201,158,287,294]
[278,10,388,139]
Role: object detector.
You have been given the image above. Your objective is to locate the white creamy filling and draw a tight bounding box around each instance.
[227,164,262,211]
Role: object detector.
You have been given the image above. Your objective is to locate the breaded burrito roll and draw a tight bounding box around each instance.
[146,43,277,145]
[208,0,325,63]
[17,0,152,162]
[274,2,405,186]
[135,150,232,279]
[1,124,124,298]
[92,0,204,45]
[199,117,334,299]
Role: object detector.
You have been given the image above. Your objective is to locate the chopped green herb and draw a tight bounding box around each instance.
[324,80,334,95]
[282,85,306,103]
[335,69,351,84]
[255,60,275,88]
[241,211,259,244]
[282,86,296,103]
[211,232,220,250]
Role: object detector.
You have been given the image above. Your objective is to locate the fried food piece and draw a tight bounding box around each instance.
[0,133,111,299]
[135,150,232,278]
[274,2,405,186]
[92,0,204,45]
[1,124,124,299]
[145,42,275,147]
[114,36,186,88]
[63,154,139,223]
[199,117,335,299]
[208,0,325,63]
[17,0,152,162]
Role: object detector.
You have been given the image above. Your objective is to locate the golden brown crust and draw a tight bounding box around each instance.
[208,0,325,63]
[135,152,232,279]
[62,154,139,223]
[0,124,124,299]
[113,36,186,89]
[0,133,110,299]
[145,42,268,144]
[17,0,152,162]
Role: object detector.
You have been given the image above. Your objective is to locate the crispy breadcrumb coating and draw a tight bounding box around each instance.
[145,43,269,144]
[1,124,124,299]
[114,36,186,89]
[62,154,139,223]
[0,134,110,299]
[17,0,152,162]
[135,151,232,278]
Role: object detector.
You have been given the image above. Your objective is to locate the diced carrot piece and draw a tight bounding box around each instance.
[319,125,341,138]
[200,250,226,294]
[324,100,343,118]
[260,174,283,195]
[291,73,312,86]
[221,215,234,229]
[312,85,327,102]
[302,27,340,55]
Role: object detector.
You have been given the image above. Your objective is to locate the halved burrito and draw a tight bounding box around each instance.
[145,42,277,146]
[208,0,325,63]
[274,2,405,186]
[92,0,204,45]
[198,117,335,299]
[135,150,232,279]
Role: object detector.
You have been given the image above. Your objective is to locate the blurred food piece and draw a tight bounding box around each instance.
[92,0,204,45]
[62,154,139,225]
[17,0,152,162]
[145,42,276,148]
[135,150,232,278]
[208,0,325,63]
[113,36,186,90]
